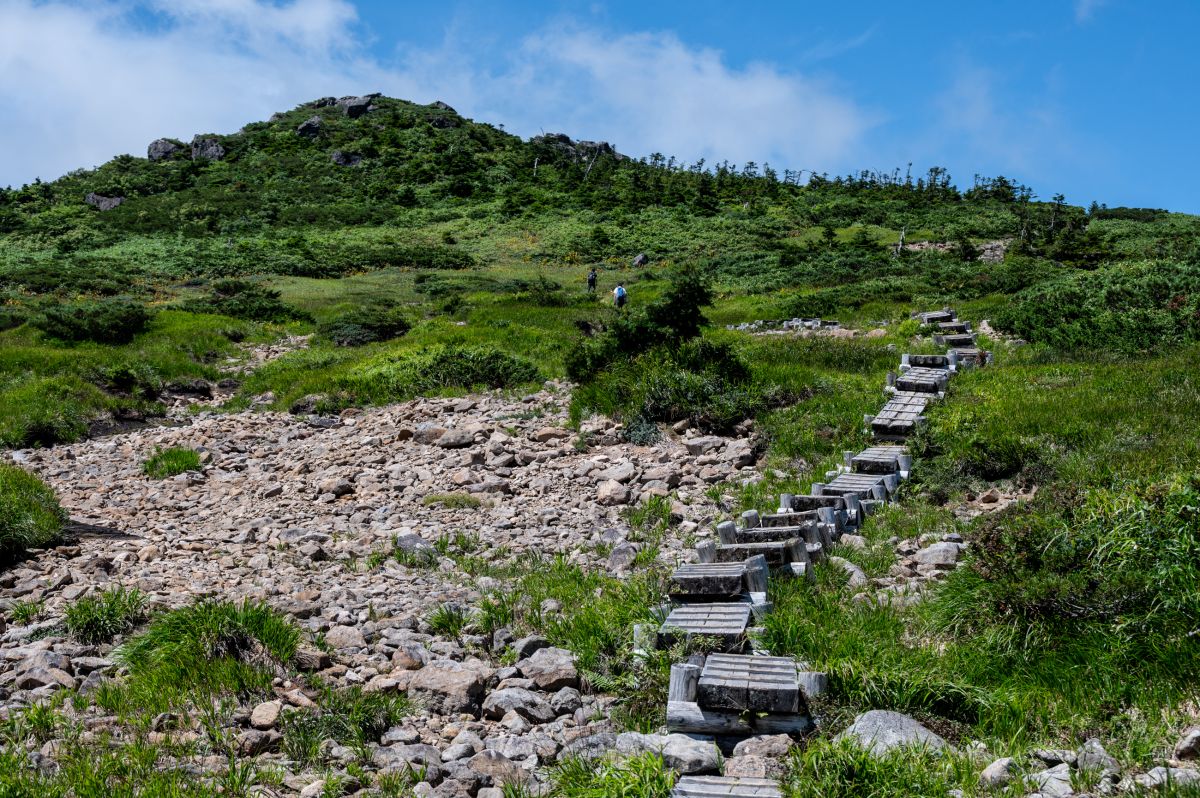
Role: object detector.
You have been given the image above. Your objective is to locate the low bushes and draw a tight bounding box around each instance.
[31,298,152,344]
[337,344,541,405]
[571,339,786,442]
[994,259,1200,351]
[0,464,65,562]
[318,305,410,346]
[181,279,310,323]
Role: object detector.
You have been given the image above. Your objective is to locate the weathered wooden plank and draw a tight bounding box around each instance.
[699,653,801,713]
[917,310,956,325]
[851,445,907,474]
[895,366,948,394]
[714,538,808,567]
[667,701,813,739]
[658,603,751,650]
[669,562,749,598]
[672,776,783,798]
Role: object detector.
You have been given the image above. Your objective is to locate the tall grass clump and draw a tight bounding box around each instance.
[142,446,202,478]
[111,599,299,711]
[282,682,410,767]
[65,585,148,644]
[551,752,675,797]
[0,463,66,562]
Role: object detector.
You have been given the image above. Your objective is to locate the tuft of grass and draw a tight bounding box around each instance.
[781,737,976,798]
[142,446,202,478]
[550,752,675,798]
[107,599,300,713]
[425,603,469,638]
[0,463,66,563]
[7,597,46,625]
[281,682,410,767]
[422,492,481,509]
[65,585,148,644]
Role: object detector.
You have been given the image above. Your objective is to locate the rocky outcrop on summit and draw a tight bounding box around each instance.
[84,193,124,211]
[147,138,182,161]
[337,94,380,118]
[531,133,626,162]
[190,135,226,161]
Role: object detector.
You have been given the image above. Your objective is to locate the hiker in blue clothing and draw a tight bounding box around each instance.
[613,282,627,308]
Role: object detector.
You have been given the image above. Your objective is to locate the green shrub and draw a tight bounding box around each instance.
[551,752,675,797]
[571,339,785,437]
[31,298,152,344]
[782,738,971,797]
[142,446,202,478]
[0,464,65,562]
[181,279,310,323]
[65,585,147,644]
[318,305,411,346]
[335,344,540,406]
[994,260,1200,351]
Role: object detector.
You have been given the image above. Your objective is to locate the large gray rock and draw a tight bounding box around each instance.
[468,750,526,787]
[84,193,124,211]
[295,116,323,138]
[147,138,180,161]
[979,757,1015,788]
[437,429,475,449]
[1029,763,1073,797]
[191,136,225,161]
[615,732,720,774]
[337,95,373,118]
[1135,767,1200,789]
[1077,738,1119,776]
[732,734,793,758]
[596,480,630,506]
[331,150,362,167]
[913,542,962,567]
[481,688,556,723]
[408,660,491,716]
[1176,727,1200,760]
[837,710,948,756]
[324,625,365,650]
[516,647,578,691]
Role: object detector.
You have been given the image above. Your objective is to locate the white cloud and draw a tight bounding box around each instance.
[1074,0,1109,23]
[0,0,874,186]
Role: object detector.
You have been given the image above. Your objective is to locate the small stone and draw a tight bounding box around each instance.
[596,480,630,506]
[325,625,366,650]
[837,710,948,756]
[516,647,578,691]
[979,757,1015,788]
[250,700,282,730]
[1175,727,1200,760]
[732,734,792,758]
[1030,763,1073,797]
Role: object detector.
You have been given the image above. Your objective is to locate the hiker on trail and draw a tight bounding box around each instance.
[587,268,597,293]
[613,282,627,309]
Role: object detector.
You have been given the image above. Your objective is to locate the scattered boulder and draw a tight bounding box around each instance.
[516,647,578,691]
[324,625,366,651]
[337,95,374,118]
[190,136,225,161]
[331,150,362,167]
[84,193,124,211]
[615,732,719,774]
[1175,726,1200,760]
[1076,737,1120,776]
[481,687,556,723]
[296,116,323,138]
[979,757,1015,788]
[732,734,792,758]
[147,138,181,161]
[1029,762,1073,797]
[1135,767,1200,789]
[837,710,948,756]
[437,429,475,449]
[596,480,630,506]
[250,700,282,730]
[408,660,490,716]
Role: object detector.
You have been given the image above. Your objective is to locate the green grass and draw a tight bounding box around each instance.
[142,446,202,478]
[551,753,675,797]
[281,682,410,767]
[102,599,300,715]
[0,463,66,562]
[7,597,46,625]
[65,585,148,644]
[421,492,482,509]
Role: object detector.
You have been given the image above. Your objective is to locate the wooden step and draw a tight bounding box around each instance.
[672,776,783,798]
[937,321,970,333]
[730,524,816,545]
[669,561,766,599]
[917,310,956,324]
[851,445,908,474]
[699,653,803,713]
[714,538,808,567]
[936,332,976,347]
[658,603,751,650]
[895,366,948,394]
[871,392,930,439]
[906,353,950,368]
[822,472,888,498]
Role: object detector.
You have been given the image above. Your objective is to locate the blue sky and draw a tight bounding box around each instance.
[2,0,1197,212]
